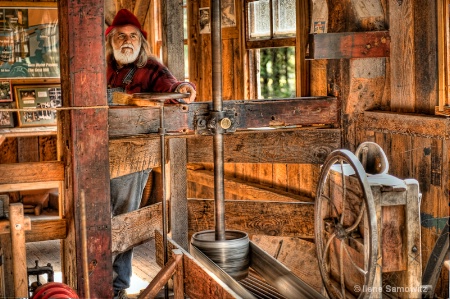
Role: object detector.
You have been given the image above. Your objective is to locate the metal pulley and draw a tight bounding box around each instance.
[355,141,389,175]
[31,282,79,299]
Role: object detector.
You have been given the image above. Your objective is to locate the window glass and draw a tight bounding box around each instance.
[273,0,296,37]
[258,47,296,98]
[248,0,271,40]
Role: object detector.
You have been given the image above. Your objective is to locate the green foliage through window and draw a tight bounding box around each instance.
[259,47,296,98]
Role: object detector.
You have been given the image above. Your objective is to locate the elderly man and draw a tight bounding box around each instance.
[105,9,196,299]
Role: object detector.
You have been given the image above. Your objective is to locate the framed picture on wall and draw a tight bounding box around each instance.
[0,103,14,128]
[0,81,11,102]
[0,3,60,79]
[14,84,61,127]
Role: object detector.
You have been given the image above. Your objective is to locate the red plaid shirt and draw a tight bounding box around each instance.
[107,57,194,96]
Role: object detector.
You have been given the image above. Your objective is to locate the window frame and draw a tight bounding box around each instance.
[244,0,297,49]
[244,0,309,98]
[437,0,450,111]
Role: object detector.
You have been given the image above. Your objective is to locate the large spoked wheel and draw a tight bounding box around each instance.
[315,149,378,299]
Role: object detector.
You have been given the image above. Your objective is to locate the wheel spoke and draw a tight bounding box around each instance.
[345,203,366,233]
[322,232,337,266]
[339,159,346,225]
[321,193,341,220]
[339,241,346,298]
[342,241,367,275]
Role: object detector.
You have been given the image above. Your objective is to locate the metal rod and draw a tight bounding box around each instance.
[80,190,91,298]
[159,105,169,299]
[211,0,226,241]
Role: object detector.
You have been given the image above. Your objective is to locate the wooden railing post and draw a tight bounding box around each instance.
[10,203,29,298]
[138,249,184,299]
[172,249,184,299]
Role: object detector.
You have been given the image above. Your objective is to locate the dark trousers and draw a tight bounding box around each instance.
[110,169,151,293]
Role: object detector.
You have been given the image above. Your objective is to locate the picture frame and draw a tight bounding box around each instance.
[0,3,60,79]
[0,103,14,128]
[14,84,61,127]
[0,80,11,102]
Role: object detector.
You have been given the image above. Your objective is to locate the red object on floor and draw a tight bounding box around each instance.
[31,282,79,299]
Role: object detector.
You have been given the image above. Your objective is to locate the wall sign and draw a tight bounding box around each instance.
[0,4,59,78]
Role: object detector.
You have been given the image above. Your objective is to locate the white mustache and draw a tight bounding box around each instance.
[121,44,134,50]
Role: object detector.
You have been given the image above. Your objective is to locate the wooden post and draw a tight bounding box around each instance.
[9,203,28,298]
[161,0,189,250]
[173,248,184,299]
[401,179,422,298]
[0,247,4,298]
[389,0,415,113]
[138,249,183,299]
[168,138,189,250]
[58,0,112,297]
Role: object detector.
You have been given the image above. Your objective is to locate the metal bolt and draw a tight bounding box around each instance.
[197,119,206,127]
[412,245,418,253]
[15,224,21,230]
[220,118,232,129]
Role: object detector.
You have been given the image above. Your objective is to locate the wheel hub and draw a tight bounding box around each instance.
[334,222,347,240]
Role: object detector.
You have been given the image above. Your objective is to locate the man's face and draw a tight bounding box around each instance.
[111,25,142,66]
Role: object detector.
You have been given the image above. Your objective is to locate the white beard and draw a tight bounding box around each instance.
[113,44,140,65]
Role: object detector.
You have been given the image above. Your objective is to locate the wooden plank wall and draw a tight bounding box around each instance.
[322,0,447,297]
[186,0,322,199]
[188,0,245,102]
[357,112,450,296]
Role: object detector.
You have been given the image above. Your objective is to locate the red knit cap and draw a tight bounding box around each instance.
[105,9,148,39]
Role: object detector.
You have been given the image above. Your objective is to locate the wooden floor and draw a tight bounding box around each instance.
[26,239,161,297]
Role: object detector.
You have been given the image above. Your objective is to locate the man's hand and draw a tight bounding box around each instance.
[177,84,197,103]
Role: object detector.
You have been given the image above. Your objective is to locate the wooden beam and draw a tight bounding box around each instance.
[108,97,339,137]
[104,0,116,25]
[0,234,12,297]
[0,218,31,235]
[0,127,56,138]
[109,128,341,178]
[0,162,64,184]
[361,111,450,139]
[161,0,184,79]
[414,0,438,114]
[111,203,162,254]
[58,0,112,296]
[187,169,313,202]
[307,31,390,59]
[0,135,5,146]
[296,0,309,96]
[26,219,67,243]
[0,181,61,193]
[133,0,150,28]
[138,249,183,299]
[109,136,160,179]
[187,128,341,164]
[168,138,189,250]
[389,0,415,112]
[188,199,315,239]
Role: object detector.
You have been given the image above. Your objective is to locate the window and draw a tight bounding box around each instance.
[247,0,296,41]
[245,0,298,99]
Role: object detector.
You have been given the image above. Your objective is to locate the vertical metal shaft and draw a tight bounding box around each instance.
[80,190,91,298]
[211,0,226,241]
[159,105,169,299]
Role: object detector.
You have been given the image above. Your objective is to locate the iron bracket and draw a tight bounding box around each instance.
[195,109,237,135]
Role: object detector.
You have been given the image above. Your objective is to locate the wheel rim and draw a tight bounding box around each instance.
[315,149,378,299]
